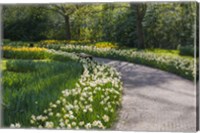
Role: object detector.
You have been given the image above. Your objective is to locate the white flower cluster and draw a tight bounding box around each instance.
[10,123,21,128]
[61,45,195,79]
[28,59,123,129]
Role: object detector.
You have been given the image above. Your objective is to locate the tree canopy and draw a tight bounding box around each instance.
[2,2,197,49]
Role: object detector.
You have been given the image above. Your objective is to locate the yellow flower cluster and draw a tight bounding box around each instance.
[3,46,47,52]
[95,42,118,49]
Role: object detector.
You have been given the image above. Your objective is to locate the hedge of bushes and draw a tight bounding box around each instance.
[178,45,198,57]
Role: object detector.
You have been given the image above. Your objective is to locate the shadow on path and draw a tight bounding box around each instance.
[94,57,196,132]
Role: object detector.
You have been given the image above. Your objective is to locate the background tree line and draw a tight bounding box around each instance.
[2,2,197,49]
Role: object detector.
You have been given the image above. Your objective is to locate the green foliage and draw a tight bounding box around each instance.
[3,5,51,41]
[144,48,180,56]
[2,46,80,62]
[61,45,195,80]
[2,47,50,59]
[48,50,79,62]
[112,5,137,47]
[6,59,37,72]
[2,47,122,129]
[29,60,122,129]
[3,40,31,47]
[3,3,196,49]
[3,39,12,44]
[3,59,83,126]
[179,45,195,57]
[143,3,196,49]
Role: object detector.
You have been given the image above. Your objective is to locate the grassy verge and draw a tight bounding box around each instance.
[144,48,194,59]
[2,59,83,127]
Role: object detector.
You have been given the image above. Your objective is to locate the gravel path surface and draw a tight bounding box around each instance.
[94,57,196,132]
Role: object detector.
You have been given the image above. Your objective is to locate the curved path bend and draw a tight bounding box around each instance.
[94,57,196,132]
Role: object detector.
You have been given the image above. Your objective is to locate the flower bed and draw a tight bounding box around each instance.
[61,45,195,80]
[2,46,49,59]
[29,59,122,129]
[3,46,123,129]
[2,46,79,62]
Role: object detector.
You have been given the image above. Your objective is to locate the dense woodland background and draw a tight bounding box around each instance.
[2,2,198,50]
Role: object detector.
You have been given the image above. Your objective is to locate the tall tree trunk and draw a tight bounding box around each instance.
[64,15,71,40]
[132,3,147,49]
[77,25,81,40]
[136,12,145,49]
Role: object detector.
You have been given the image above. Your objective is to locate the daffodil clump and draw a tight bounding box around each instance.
[39,40,68,45]
[94,42,118,49]
[2,46,46,52]
[28,59,122,129]
[2,46,48,59]
[10,58,123,129]
[2,46,79,62]
[61,45,195,80]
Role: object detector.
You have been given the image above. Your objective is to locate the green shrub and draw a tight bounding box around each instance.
[3,39,11,44]
[3,40,31,47]
[179,45,194,57]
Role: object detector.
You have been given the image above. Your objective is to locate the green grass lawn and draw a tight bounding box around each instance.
[2,59,83,127]
[2,60,7,70]
[143,48,194,59]
[127,48,193,59]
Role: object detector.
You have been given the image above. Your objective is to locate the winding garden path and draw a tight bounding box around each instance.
[94,57,196,132]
